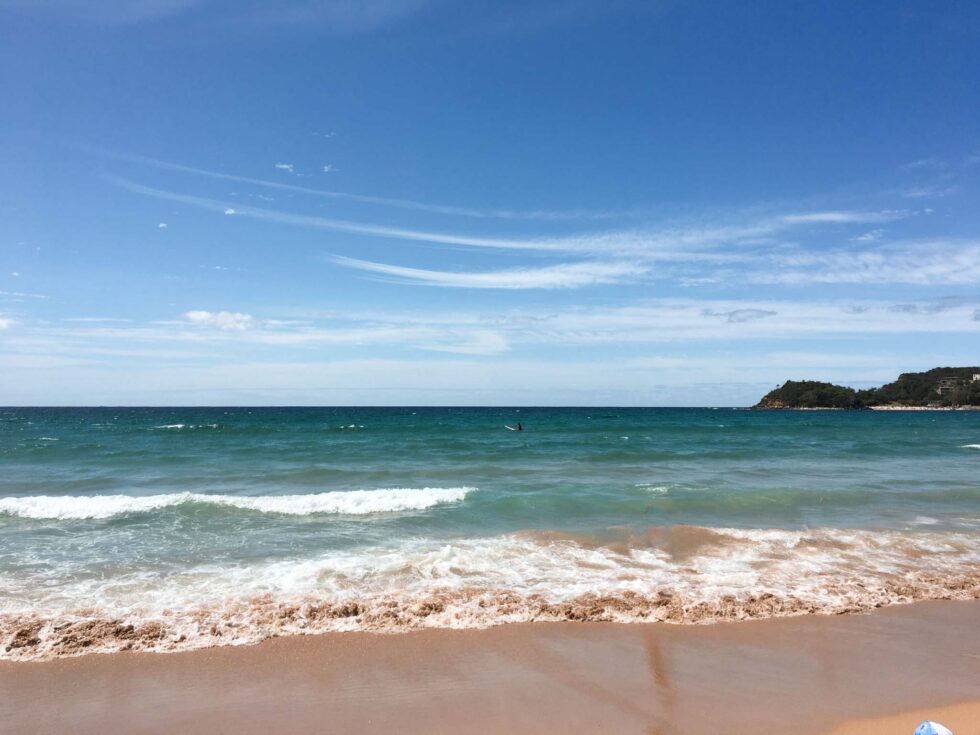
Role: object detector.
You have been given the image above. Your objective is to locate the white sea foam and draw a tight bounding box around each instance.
[1,526,978,660]
[0,487,475,520]
[153,424,219,430]
[962,444,980,449]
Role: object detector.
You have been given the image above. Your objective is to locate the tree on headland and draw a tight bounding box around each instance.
[863,367,980,407]
[756,380,863,409]
[754,367,980,408]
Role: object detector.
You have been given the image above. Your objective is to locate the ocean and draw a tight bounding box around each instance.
[1,406,978,659]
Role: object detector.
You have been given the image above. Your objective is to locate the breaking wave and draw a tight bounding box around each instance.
[0,487,475,520]
[1,526,978,660]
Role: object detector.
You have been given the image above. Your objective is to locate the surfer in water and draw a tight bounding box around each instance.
[516,422,523,431]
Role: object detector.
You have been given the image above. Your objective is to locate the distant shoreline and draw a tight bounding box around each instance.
[755,367,980,410]
[868,405,980,411]
[755,405,980,411]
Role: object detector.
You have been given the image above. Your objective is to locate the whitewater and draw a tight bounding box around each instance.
[1,406,978,660]
[0,487,474,520]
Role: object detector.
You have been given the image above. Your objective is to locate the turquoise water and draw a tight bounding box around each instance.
[1,407,979,658]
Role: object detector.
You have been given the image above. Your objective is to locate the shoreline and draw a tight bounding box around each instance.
[6,560,978,661]
[867,405,980,411]
[2,600,977,734]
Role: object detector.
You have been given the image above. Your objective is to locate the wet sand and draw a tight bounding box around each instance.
[1,600,978,735]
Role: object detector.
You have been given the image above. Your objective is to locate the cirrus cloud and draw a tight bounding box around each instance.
[182,310,254,330]
[329,255,648,289]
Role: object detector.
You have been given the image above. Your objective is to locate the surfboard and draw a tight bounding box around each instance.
[505,425,519,431]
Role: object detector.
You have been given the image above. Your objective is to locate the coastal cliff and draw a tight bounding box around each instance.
[755,367,980,409]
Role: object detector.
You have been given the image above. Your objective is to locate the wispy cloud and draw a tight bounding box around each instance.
[3,297,978,405]
[274,162,294,173]
[329,255,647,289]
[183,310,255,330]
[6,0,433,31]
[108,176,577,250]
[781,210,909,224]
[64,317,134,323]
[702,308,777,324]
[9,297,978,357]
[754,240,980,285]
[0,317,13,330]
[496,299,980,344]
[420,330,509,355]
[110,175,980,288]
[0,289,49,300]
[4,0,209,25]
[900,157,947,171]
[111,176,926,261]
[95,150,623,221]
[887,297,965,315]
[901,185,957,199]
[850,229,884,242]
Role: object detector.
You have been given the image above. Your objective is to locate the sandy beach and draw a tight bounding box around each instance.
[868,406,980,411]
[2,600,977,735]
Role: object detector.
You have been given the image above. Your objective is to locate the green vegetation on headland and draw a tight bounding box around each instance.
[755,367,980,409]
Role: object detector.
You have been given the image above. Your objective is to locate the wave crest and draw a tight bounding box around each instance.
[0,487,475,520]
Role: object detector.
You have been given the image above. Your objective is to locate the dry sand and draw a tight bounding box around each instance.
[829,702,980,735]
[1,600,977,735]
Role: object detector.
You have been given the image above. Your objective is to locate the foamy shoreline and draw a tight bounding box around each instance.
[4,525,977,661]
[3,600,977,735]
[6,575,979,661]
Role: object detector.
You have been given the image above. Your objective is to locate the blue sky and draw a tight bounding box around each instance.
[1,0,979,405]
